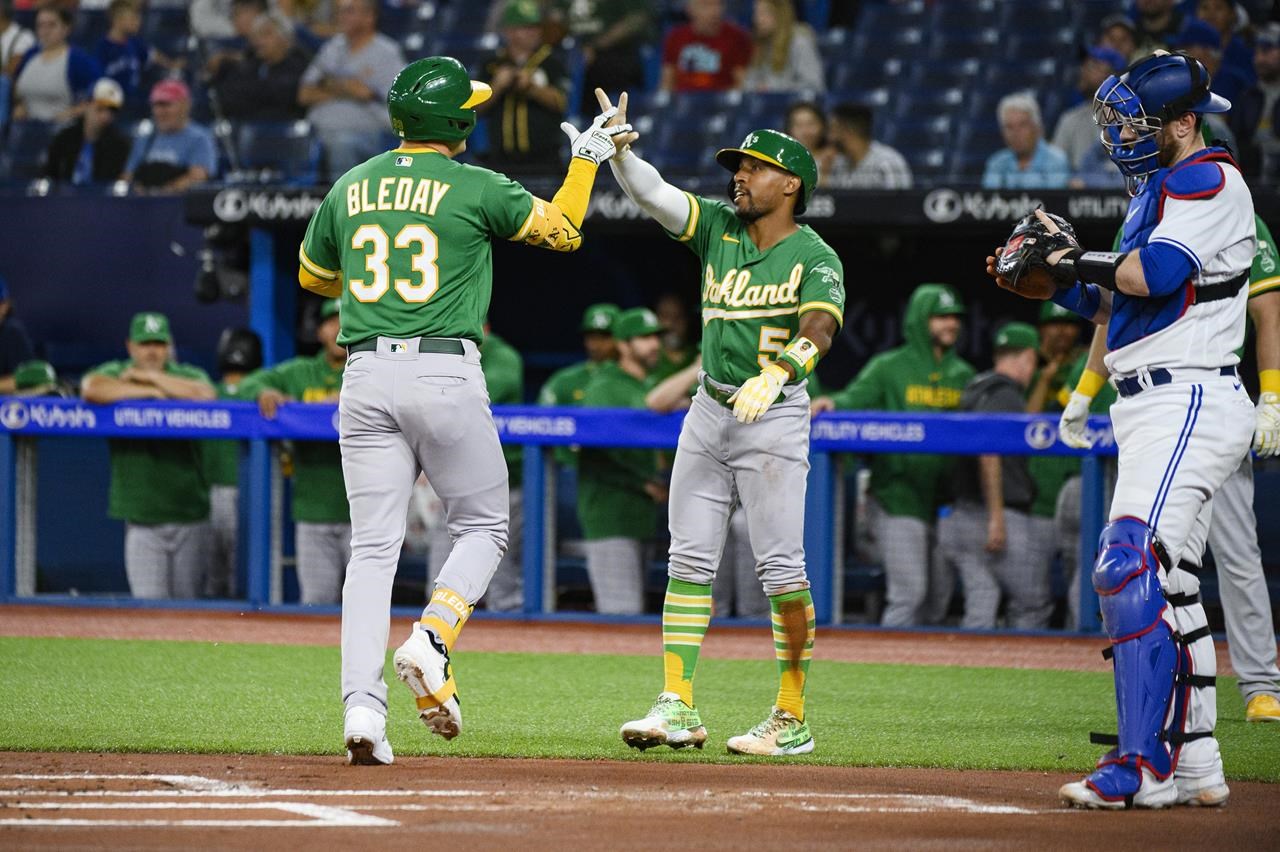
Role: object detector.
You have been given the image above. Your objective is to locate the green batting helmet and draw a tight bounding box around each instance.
[387,56,492,143]
[715,129,818,214]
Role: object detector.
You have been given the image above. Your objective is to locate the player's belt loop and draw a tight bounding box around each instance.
[699,375,735,409]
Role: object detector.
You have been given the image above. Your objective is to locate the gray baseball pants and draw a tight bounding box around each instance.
[584,536,645,615]
[124,521,212,599]
[205,484,238,598]
[712,507,770,619]
[339,338,508,715]
[426,485,522,611]
[872,498,950,627]
[296,521,352,605]
[1205,454,1280,702]
[666,381,810,596]
[938,504,1049,630]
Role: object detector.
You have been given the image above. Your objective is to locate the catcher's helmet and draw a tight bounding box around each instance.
[217,328,263,374]
[1092,50,1230,191]
[715,129,818,215]
[387,56,492,142]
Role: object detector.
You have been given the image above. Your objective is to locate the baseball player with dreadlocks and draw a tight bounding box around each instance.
[988,51,1255,808]
[296,56,630,764]
[597,89,845,756]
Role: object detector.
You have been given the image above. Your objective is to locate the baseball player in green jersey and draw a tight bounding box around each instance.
[811,284,975,627]
[579,307,667,614]
[296,56,630,764]
[598,90,843,756]
[538,303,619,406]
[241,300,350,605]
[1061,214,1280,720]
[203,328,263,598]
[81,312,216,599]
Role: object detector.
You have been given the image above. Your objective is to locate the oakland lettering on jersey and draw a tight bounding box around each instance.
[703,262,803,310]
[345,177,452,218]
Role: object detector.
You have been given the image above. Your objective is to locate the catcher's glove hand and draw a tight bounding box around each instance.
[989,208,1081,299]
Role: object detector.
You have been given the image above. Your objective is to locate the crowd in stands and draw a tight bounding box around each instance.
[1,0,1278,190]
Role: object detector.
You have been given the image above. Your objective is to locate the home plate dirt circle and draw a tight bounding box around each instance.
[0,754,1269,849]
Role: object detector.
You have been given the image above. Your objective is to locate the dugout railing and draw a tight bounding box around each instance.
[0,397,1114,630]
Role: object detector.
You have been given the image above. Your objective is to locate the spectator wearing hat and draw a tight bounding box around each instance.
[578,307,669,615]
[212,11,312,121]
[12,3,102,122]
[1230,21,1280,181]
[1130,0,1185,55]
[478,0,570,172]
[1195,0,1256,95]
[937,323,1048,631]
[811,284,975,627]
[660,0,752,93]
[546,0,653,115]
[1053,46,1127,172]
[825,102,913,190]
[297,0,403,177]
[81,312,217,600]
[539,303,620,408]
[240,300,350,605]
[982,92,1070,190]
[11,360,66,397]
[0,0,36,77]
[123,79,218,194]
[1172,16,1249,108]
[43,78,130,185]
[0,274,35,395]
[1024,302,1085,626]
[1098,13,1138,61]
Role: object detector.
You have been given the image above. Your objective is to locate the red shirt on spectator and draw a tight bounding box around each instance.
[661,20,752,92]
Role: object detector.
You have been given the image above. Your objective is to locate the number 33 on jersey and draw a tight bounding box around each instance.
[297,148,542,346]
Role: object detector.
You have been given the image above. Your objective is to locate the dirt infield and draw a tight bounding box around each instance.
[0,604,1257,674]
[0,753,1271,850]
[2,606,1273,848]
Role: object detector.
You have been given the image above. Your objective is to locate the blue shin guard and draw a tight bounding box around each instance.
[1086,518,1177,802]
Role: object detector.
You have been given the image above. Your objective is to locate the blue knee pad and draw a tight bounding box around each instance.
[1092,517,1177,780]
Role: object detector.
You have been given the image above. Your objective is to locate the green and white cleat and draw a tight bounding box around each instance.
[726,707,814,756]
[620,692,708,751]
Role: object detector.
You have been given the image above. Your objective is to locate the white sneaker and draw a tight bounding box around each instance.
[344,706,393,765]
[725,707,814,756]
[393,626,462,740]
[1175,772,1230,807]
[1058,768,1177,810]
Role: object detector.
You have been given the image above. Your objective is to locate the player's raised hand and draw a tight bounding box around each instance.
[560,106,634,167]
[594,88,640,154]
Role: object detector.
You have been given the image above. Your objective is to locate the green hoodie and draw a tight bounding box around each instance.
[828,284,976,521]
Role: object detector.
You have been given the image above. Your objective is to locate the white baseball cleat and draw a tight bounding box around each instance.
[1058,769,1177,810]
[1175,772,1230,807]
[344,705,393,765]
[394,626,462,740]
[725,707,814,756]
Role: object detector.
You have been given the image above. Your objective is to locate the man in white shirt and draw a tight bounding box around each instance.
[824,102,913,190]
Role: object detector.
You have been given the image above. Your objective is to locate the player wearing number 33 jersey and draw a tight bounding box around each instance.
[295,57,632,766]
[594,86,844,757]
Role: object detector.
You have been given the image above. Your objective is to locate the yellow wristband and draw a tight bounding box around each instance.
[1261,369,1280,395]
[1075,368,1106,399]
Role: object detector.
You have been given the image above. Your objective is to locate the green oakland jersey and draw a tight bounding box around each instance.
[240,353,348,524]
[299,148,536,346]
[1237,216,1277,360]
[670,193,844,386]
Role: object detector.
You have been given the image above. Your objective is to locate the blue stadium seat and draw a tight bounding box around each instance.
[72,9,108,47]
[927,27,1000,61]
[880,115,954,150]
[947,149,991,184]
[1070,0,1129,36]
[856,0,928,34]
[1,121,56,183]
[851,26,927,63]
[928,0,999,30]
[234,121,322,185]
[669,90,740,123]
[888,88,966,121]
[907,58,982,91]
[901,147,949,184]
[743,91,801,124]
[1004,29,1078,63]
[143,5,192,52]
[999,0,1069,31]
[827,56,895,92]
[825,87,890,110]
[978,60,1064,100]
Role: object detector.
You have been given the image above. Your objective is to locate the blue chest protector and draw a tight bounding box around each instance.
[1107,147,1236,352]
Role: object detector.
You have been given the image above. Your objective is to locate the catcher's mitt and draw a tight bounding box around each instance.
[994,209,1081,296]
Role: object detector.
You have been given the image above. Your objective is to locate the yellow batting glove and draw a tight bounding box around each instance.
[726,362,788,424]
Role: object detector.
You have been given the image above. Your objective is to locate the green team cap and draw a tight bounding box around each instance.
[613,307,664,341]
[994,322,1039,351]
[129,311,171,343]
[928,284,966,316]
[320,298,340,319]
[13,360,56,391]
[1039,300,1080,324]
[502,0,542,26]
[581,302,619,333]
[387,56,492,143]
[715,128,819,215]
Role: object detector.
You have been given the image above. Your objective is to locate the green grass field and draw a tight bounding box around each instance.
[1,636,1276,781]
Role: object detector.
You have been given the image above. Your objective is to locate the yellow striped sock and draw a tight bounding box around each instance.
[662,579,712,706]
[771,590,815,719]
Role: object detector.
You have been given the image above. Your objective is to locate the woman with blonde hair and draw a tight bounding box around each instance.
[744,0,824,93]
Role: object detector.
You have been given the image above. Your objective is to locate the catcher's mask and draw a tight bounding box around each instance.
[1092,50,1230,195]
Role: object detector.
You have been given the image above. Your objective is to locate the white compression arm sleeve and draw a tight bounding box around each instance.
[608,151,692,235]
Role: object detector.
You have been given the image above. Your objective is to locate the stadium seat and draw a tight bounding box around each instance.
[72,9,108,46]
[928,0,999,30]
[888,88,966,121]
[906,58,982,91]
[851,27,927,63]
[880,115,954,151]
[1,121,56,183]
[980,59,1064,96]
[143,5,193,56]
[234,121,322,185]
[927,27,1000,61]
[827,56,895,92]
[901,147,949,184]
[999,0,1069,32]
[856,0,928,34]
